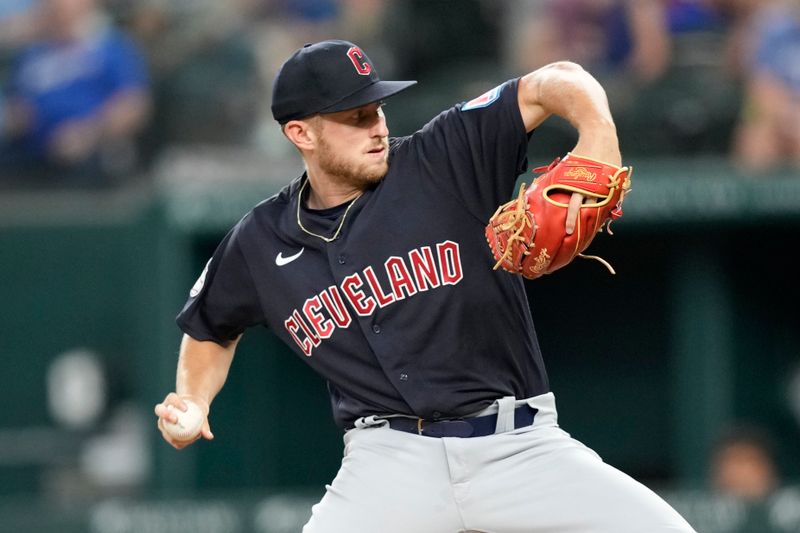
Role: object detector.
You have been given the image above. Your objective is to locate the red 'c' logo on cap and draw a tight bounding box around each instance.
[347,46,371,76]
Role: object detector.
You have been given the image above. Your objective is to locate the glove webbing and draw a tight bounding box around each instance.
[490,182,617,275]
[491,183,533,271]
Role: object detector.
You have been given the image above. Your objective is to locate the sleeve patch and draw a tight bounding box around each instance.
[189,259,212,297]
[461,85,502,111]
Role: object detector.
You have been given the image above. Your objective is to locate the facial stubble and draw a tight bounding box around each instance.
[316,133,389,190]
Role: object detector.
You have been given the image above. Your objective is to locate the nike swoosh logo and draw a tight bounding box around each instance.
[275,248,304,266]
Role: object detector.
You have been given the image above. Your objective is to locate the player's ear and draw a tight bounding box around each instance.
[283,118,318,151]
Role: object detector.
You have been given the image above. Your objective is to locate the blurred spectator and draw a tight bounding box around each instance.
[511,0,730,96]
[712,0,800,171]
[502,0,740,157]
[710,424,779,502]
[121,0,265,152]
[0,0,151,189]
[503,0,725,84]
[114,0,392,160]
[706,424,800,533]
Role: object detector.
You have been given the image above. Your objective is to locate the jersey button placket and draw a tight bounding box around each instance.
[372,324,381,334]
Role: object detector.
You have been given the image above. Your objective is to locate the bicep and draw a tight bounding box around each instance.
[517,70,551,132]
[517,61,615,134]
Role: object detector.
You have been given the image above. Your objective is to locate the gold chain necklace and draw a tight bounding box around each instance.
[296,178,363,243]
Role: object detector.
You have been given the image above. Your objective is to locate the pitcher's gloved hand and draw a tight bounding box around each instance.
[486,153,632,279]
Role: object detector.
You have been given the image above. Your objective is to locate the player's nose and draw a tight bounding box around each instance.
[371,113,389,138]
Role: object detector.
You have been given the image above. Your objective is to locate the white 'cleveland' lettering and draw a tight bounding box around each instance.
[285,240,463,356]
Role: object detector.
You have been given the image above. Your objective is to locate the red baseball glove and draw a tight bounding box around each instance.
[485,153,632,280]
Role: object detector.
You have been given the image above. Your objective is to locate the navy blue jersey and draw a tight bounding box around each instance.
[177,79,550,429]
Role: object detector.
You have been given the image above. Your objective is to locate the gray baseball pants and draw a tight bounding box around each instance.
[303,393,697,533]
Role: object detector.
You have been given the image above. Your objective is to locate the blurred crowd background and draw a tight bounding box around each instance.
[1,0,800,532]
[1,0,799,190]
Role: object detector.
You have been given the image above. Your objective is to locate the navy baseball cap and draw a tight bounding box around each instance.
[271,40,417,124]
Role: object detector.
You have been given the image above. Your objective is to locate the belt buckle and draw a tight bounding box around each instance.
[419,418,475,438]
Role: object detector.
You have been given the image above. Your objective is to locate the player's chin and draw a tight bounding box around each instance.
[362,160,389,183]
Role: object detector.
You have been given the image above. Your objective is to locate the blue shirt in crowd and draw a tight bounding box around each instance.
[7,24,148,156]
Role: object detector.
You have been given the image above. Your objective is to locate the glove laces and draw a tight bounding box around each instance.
[577,252,615,274]
[491,183,534,271]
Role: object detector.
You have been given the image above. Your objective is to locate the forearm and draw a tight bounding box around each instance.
[518,62,620,165]
[100,89,151,139]
[68,90,150,144]
[176,333,238,409]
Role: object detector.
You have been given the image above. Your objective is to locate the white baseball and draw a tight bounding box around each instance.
[163,401,205,441]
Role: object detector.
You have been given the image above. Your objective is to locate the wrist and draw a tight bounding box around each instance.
[573,127,621,167]
[576,119,618,144]
[176,393,211,415]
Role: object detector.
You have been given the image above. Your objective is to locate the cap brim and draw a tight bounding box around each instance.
[320,80,417,114]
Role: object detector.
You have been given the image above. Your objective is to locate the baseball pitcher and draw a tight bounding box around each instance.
[155,40,695,533]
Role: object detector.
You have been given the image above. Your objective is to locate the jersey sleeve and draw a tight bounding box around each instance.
[405,78,531,220]
[176,218,265,343]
